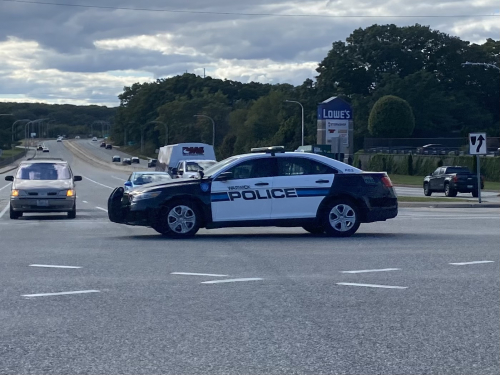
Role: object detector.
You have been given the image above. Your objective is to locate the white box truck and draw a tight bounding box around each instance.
[156,143,216,177]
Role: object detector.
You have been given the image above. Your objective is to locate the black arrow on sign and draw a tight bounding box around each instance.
[476,135,485,153]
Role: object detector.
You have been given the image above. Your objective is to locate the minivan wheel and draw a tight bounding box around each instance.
[9,205,22,219]
[67,204,76,219]
[322,200,360,237]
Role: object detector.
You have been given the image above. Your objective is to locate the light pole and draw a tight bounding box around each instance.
[11,119,30,148]
[193,115,215,146]
[461,61,500,71]
[285,100,304,146]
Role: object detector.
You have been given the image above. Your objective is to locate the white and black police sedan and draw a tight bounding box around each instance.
[108,147,397,238]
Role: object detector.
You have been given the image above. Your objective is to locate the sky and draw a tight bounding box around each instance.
[0,0,498,107]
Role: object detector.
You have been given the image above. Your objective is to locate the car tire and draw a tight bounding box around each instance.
[154,201,200,238]
[444,183,457,197]
[9,205,22,219]
[67,204,76,219]
[472,190,479,198]
[423,183,432,196]
[321,199,360,237]
[302,225,325,235]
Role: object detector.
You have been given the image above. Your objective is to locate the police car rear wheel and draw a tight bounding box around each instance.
[155,201,200,238]
[322,201,360,237]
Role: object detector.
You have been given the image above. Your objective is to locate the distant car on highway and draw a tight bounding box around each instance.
[100,142,106,147]
[92,137,98,141]
[37,144,44,151]
[57,137,63,142]
[423,166,484,197]
[108,146,398,238]
[42,147,49,153]
[112,155,121,162]
[147,159,157,168]
[131,157,140,164]
[106,144,112,150]
[122,158,131,165]
[75,136,80,139]
[123,172,172,191]
[5,159,82,219]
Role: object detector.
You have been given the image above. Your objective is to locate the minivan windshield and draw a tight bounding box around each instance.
[16,163,71,180]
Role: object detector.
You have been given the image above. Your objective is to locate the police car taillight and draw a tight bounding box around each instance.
[381,176,393,188]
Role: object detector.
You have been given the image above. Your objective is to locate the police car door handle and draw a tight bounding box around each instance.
[254,182,269,186]
[315,179,330,183]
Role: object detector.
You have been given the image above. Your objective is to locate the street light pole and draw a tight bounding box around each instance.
[285,100,305,146]
[11,119,30,148]
[461,61,500,71]
[193,115,215,146]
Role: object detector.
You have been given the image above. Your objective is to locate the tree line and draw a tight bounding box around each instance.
[113,24,499,159]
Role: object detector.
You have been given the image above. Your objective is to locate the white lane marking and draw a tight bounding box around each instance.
[82,200,88,203]
[336,282,407,289]
[399,216,499,220]
[111,176,125,181]
[22,290,100,298]
[449,261,495,266]
[341,268,401,274]
[29,264,82,269]
[201,278,263,284]
[82,175,113,189]
[0,203,10,219]
[95,206,108,212]
[0,183,12,191]
[171,272,228,277]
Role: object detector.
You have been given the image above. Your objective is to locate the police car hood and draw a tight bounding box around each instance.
[130,178,201,193]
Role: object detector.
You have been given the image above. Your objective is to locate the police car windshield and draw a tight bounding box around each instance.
[202,157,239,178]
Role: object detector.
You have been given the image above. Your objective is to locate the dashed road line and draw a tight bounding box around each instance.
[171,272,229,277]
[201,278,263,284]
[341,268,401,274]
[0,183,12,191]
[82,176,113,189]
[111,176,125,181]
[0,203,10,219]
[449,260,495,266]
[336,282,407,289]
[82,200,88,203]
[22,290,100,298]
[29,264,82,269]
[95,206,108,212]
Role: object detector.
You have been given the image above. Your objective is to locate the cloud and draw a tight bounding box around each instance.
[0,0,498,106]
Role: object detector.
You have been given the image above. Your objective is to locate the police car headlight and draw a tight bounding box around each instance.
[131,191,161,201]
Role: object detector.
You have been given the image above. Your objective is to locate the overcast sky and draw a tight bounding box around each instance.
[0,0,498,107]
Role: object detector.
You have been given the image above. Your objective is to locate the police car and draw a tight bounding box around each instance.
[107,147,398,238]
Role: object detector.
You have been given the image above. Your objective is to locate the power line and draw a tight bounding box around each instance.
[2,0,500,18]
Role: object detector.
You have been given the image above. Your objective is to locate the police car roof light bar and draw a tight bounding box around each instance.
[250,146,285,155]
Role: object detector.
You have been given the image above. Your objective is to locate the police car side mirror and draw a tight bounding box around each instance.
[124,181,132,187]
[216,171,233,181]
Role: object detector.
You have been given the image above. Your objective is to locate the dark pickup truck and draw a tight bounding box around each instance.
[423,166,484,197]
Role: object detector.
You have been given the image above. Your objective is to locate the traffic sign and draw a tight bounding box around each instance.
[469,133,487,155]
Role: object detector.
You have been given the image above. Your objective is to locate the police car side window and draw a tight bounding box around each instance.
[226,158,276,180]
[277,158,337,176]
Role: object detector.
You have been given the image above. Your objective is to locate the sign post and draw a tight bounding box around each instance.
[469,132,487,203]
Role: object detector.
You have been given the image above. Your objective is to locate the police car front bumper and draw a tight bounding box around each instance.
[108,188,159,226]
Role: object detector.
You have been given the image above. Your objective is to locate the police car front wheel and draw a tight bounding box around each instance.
[154,201,200,238]
[322,200,360,237]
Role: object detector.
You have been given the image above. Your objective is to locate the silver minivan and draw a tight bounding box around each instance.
[5,159,82,219]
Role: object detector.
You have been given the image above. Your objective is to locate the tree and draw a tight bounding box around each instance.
[368,95,415,137]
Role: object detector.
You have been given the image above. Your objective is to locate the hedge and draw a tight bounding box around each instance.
[354,153,499,181]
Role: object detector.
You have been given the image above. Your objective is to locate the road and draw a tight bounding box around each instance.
[75,138,149,165]
[0,140,499,374]
[395,186,500,202]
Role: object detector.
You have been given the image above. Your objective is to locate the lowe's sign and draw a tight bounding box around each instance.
[317,97,352,120]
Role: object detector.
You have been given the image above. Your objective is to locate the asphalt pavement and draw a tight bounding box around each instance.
[0,141,498,375]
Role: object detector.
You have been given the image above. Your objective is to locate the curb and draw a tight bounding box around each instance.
[64,140,145,173]
[399,202,500,208]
